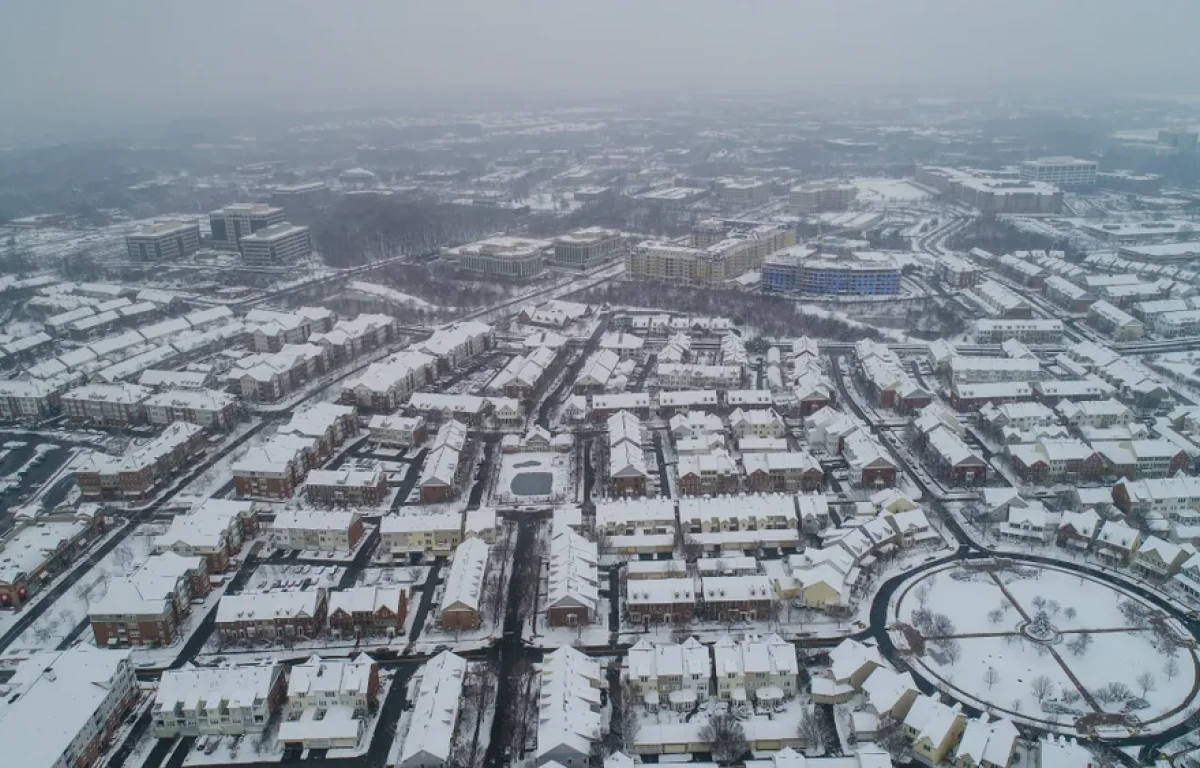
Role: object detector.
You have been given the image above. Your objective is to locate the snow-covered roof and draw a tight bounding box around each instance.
[216,590,323,623]
[547,525,598,613]
[328,585,405,617]
[829,638,882,683]
[155,662,281,716]
[400,652,466,765]
[537,646,604,760]
[441,537,489,613]
[288,656,374,699]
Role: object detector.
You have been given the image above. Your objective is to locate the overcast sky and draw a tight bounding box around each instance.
[2,0,1197,136]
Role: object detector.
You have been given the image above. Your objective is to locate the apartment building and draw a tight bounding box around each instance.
[445,235,550,279]
[0,648,137,768]
[972,279,1032,318]
[208,203,286,250]
[62,382,151,426]
[762,248,901,296]
[952,178,1062,214]
[717,178,770,208]
[949,355,1042,385]
[143,388,239,431]
[535,647,606,768]
[278,656,379,750]
[742,451,823,492]
[788,181,857,214]
[552,227,623,268]
[231,434,314,499]
[973,318,1063,344]
[626,578,697,625]
[153,499,258,572]
[1112,475,1200,518]
[399,652,468,768]
[0,378,62,422]
[0,516,101,609]
[239,222,312,265]
[153,663,287,737]
[304,466,388,506]
[628,223,793,284]
[1019,156,1097,187]
[1043,275,1095,313]
[74,421,206,499]
[342,350,436,412]
[381,511,462,558]
[268,509,365,553]
[700,576,774,622]
[367,414,427,447]
[126,219,201,262]
[935,253,981,288]
[89,552,209,647]
[677,451,740,496]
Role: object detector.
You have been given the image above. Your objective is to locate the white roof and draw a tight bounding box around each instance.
[328,585,405,616]
[596,498,675,527]
[287,655,374,698]
[155,662,280,714]
[216,590,323,623]
[0,647,133,768]
[537,646,604,760]
[829,639,882,682]
[381,511,461,535]
[401,652,467,765]
[547,525,599,613]
[441,538,489,613]
[272,508,360,532]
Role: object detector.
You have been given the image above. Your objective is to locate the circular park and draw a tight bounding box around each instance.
[889,559,1200,738]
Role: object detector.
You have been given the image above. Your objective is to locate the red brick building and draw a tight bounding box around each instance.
[328,585,408,637]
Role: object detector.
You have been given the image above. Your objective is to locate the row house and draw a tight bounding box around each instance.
[699,575,774,622]
[948,355,1041,385]
[669,410,723,439]
[1007,438,1103,483]
[276,401,358,462]
[406,392,489,426]
[244,306,336,352]
[972,318,1062,344]
[626,578,697,625]
[595,498,676,541]
[1171,554,1200,605]
[546,525,600,627]
[657,363,742,390]
[950,381,1035,412]
[859,354,931,412]
[591,392,652,421]
[742,451,823,492]
[792,369,834,416]
[1092,439,1189,479]
[1112,474,1200,518]
[341,349,436,412]
[440,537,490,630]
[924,425,988,485]
[805,406,859,454]
[216,589,328,643]
[677,451,739,496]
[418,420,469,503]
[1056,398,1132,431]
[535,647,606,768]
[328,585,407,637]
[609,410,649,497]
[625,638,711,711]
[154,499,259,572]
[713,634,798,702]
[268,509,365,553]
[143,388,239,431]
[153,663,287,737]
[1043,275,1095,313]
[89,552,210,648]
[490,345,558,399]
[574,349,621,394]
[909,402,965,450]
[62,382,151,426]
[304,465,388,506]
[658,390,719,417]
[228,343,330,402]
[280,656,379,750]
[729,407,786,439]
[367,414,427,447]
[399,651,468,768]
[75,421,206,499]
[843,428,898,488]
[600,331,646,360]
[381,510,462,559]
[1094,521,1142,566]
[978,401,1058,435]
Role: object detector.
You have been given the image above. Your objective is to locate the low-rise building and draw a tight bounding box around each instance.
[700,575,774,622]
[278,656,379,751]
[89,552,209,648]
[625,638,711,711]
[268,509,364,553]
[712,634,798,702]
[626,578,697,625]
[328,585,407,637]
[445,235,550,279]
[381,511,462,559]
[546,525,599,627]
[398,651,467,768]
[304,466,388,506]
[75,421,206,499]
[440,537,489,630]
[153,499,257,572]
[153,663,286,737]
[536,646,606,767]
[367,414,427,447]
[215,590,328,643]
[143,389,239,431]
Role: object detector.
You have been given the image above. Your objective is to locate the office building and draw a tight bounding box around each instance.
[445,235,550,279]
[1018,157,1097,187]
[239,222,312,266]
[552,227,623,268]
[209,203,286,250]
[125,220,201,262]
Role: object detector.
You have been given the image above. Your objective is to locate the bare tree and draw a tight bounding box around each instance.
[873,716,912,763]
[1010,698,1023,713]
[987,608,1004,626]
[984,667,999,689]
[618,680,641,752]
[1164,656,1181,682]
[931,613,956,638]
[699,711,749,766]
[914,582,932,609]
[1064,606,1077,622]
[1031,675,1054,701]
[1031,595,1047,612]
[1136,671,1157,698]
[1066,633,1093,658]
[797,708,821,748]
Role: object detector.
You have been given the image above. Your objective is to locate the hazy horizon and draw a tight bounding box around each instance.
[3,0,1199,140]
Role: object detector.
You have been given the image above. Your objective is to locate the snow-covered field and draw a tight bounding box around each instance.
[852,178,930,204]
[349,280,439,309]
[493,451,571,504]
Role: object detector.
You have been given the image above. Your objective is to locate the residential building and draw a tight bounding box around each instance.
[398,652,467,768]
[126,219,201,262]
[367,414,427,447]
[440,537,489,630]
[1130,536,1193,581]
[843,428,898,488]
[924,425,988,485]
[536,646,606,767]
[0,648,137,768]
[935,253,981,288]
[1088,300,1145,341]
[278,656,379,750]
[1043,275,1095,313]
[1094,521,1142,565]
[903,694,967,765]
[972,280,1031,318]
[628,223,793,284]
[700,576,774,622]
[625,638,711,710]
[153,663,286,737]
[973,318,1062,344]
[954,715,1019,768]
[153,499,258,572]
[268,509,364,553]
[743,451,823,492]
[0,378,62,422]
[0,516,100,608]
[730,407,786,439]
[74,421,206,499]
[143,388,239,431]
[381,511,462,559]
[341,350,435,412]
[788,181,857,214]
[89,552,209,647]
[62,382,150,426]
[304,466,388,506]
[328,585,407,637]
[626,577,696,625]
[546,525,599,627]
[713,634,798,702]
[418,420,469,502]
[215,590,327,643]
[677,451,740,496]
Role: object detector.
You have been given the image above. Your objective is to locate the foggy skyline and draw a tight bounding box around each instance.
[3,0,1199,137]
